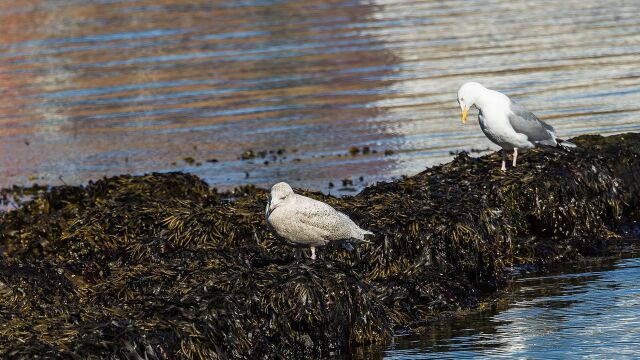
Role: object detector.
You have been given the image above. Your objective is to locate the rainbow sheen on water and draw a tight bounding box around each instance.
[0,0,639,194]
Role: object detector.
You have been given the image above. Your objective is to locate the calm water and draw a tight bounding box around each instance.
[0,0,639,193]
[348,255,640,359]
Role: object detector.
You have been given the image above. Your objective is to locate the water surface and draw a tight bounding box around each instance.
[0,0,639,192]
[349,255,640,359]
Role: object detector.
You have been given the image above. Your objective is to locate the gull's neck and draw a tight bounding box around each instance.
[473,88,510,111]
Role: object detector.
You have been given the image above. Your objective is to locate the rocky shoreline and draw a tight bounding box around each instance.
[1,133,639,359]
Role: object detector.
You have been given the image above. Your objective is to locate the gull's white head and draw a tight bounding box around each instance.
[267,182,294,216]
[457,82,487,124]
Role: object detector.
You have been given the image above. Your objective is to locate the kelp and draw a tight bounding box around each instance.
[1,133,639,359]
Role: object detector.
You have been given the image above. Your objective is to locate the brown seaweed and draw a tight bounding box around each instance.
[1,134,639,359]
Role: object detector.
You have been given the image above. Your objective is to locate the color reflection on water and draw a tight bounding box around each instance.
[0,0,639,193]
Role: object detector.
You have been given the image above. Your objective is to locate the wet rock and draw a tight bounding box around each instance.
[183,157,196,165]
[242,148,288,162]
[240,150,257,160]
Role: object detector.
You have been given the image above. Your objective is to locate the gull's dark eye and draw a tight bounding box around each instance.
[461,97,464,102]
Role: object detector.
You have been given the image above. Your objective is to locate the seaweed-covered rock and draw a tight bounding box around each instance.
[1,134,639,359]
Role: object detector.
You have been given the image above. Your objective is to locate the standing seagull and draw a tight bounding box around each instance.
[457,82,574,171]
[265,182,373,260]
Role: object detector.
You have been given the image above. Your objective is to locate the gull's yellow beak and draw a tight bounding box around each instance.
[460,107,468,124]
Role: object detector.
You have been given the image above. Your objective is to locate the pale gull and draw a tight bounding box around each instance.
[265,182,373,260]
[457,82,575,171]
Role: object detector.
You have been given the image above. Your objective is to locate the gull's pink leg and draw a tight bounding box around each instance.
[501,151,507,171]
[512,148,518,167]
[310,247,316,260]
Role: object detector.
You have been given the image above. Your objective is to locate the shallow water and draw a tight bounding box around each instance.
[346,255,640,359]
[0,0,639,193]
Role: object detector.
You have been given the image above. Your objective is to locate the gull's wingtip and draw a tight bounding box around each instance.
[358,229,374,243]
[558,139,577,148]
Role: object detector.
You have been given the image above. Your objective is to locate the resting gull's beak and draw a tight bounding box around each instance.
[460,106,468,124]
[267,200,278,217]
[265,198,273,217]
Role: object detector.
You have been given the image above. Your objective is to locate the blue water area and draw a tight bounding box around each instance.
[1,0,640,192]
[349,256,640,359]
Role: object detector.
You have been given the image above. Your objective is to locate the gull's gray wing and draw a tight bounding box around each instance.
[508,102,556,145]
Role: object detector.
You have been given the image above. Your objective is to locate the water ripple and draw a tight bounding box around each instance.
[0,0,638,192]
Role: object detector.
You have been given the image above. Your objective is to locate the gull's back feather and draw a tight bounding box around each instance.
[294,195,371,242]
